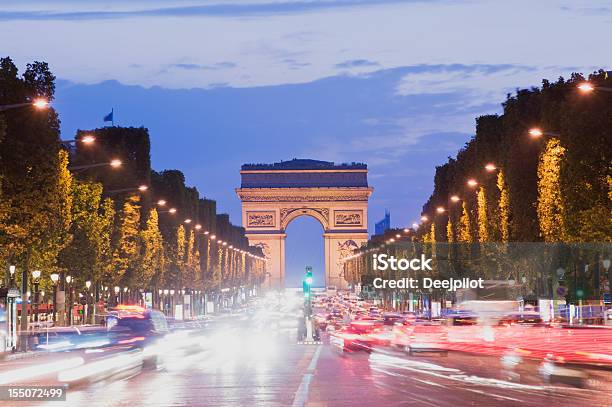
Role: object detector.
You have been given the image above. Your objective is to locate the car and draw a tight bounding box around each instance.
[330,320,383,353]
[405,321,448,354]
[498,311,543,326]
[445,310,478,326]
[106,305,169,367]
[382,313,403,326]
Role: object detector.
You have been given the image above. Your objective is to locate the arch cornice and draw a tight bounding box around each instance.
[280,207,329,231]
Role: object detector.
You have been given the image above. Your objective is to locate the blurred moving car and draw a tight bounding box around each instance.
[404,321,448,354]
[106,305,169,366]
[445,310,479,326]
[382,313,403,326]
[330,320,383,353]
[498,311,543,326]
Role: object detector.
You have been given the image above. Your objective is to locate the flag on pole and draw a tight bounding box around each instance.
[103,108,114,126]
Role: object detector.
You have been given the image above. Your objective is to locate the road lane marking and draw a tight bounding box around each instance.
[292,345,322,407]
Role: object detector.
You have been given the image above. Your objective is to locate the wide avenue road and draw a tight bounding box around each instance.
[19,312,609,407]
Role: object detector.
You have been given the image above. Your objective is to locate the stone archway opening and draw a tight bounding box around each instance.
[284,215,325,288]
[236,159,373,290]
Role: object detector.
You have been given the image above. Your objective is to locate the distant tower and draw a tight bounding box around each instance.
[374,210,390,235]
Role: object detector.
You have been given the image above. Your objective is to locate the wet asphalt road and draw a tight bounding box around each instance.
[19,318,609,407]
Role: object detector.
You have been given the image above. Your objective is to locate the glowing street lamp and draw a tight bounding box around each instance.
[66,275,73,284]
[184,218,192,224]
[32,98,49,109]
[528,128,543,137]
[85,280,92,289]
[61,134,96,147]
[114,286,120,294]
[412,222,419,229]
[450,195,460,202]
[107,184,149,194]
[577,81,612,93]
[195,224,202,230]
[420,215,429,222]
[50,273,59,284]
[81,135,95,144]
[0,98,50,112]
[68,159,122,171]
[484,163,497,172]
[31,270,41,281]
[467,179,478,188]
[436,206,445,214]
[528,128,560,138]
[157,199,166,206]
[169,208,177,214]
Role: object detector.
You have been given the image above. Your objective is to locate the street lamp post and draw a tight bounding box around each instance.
[66,275,73,326]
[604,259,612,303]
[85,280,91,324]
[6,265,17,350]
[31,270,41,323]
[19,250,31,352]
[50,273,59,325]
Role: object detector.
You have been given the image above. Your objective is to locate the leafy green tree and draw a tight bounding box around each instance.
[184,228,196,287]
[457,202,474,243]
[446,218,454,243]
[497,169,510,242]
[0,57,63,276]
[113,195,142,285]
[164,225,185,289]
[477,186,489,242]
[537,138,567,242]
[139,208,164,289]
[59,180,104,284]
[97,198,115,285]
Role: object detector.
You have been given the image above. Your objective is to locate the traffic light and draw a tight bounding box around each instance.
[303,266,313,297]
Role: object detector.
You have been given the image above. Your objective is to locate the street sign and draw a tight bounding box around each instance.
[7,288,20,298]
[604,293,611,304]
[556,286,567,297]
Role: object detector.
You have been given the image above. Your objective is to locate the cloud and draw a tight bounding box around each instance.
[0,0,436,21]
[394,64,539,107]
[559,6,612,15]
[170,62,237,71]
[335,59,379,69]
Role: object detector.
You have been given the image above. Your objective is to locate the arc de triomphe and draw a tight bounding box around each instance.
[236,159,373,289]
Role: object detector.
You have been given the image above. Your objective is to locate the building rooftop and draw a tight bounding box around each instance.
[241,158,367,171]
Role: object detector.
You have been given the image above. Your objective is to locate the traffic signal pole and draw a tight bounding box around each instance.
[301,266,317,343]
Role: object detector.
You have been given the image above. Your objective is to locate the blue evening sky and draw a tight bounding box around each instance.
[2,1,609,285]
